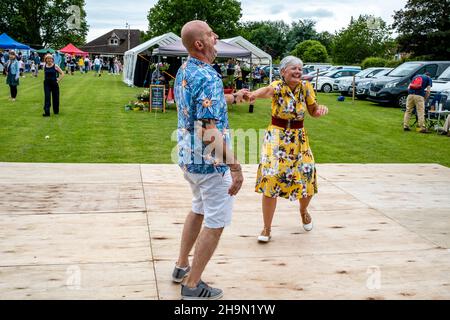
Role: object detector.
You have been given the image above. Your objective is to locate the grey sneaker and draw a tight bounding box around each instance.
[181,280,224,300]
[172,265,190,283]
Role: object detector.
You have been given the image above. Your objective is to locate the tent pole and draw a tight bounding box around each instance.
[270,59,273,83]
[249,56,253,90]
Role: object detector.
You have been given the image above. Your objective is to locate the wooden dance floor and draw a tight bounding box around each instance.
[0,163,449,300]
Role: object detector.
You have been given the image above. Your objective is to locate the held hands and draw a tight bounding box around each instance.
[243,91,256,104]
[313,105,329,118]
[234,89,250,104]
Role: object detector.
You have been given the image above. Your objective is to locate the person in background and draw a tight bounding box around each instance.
[403,72,432,134]
[34,54,41,77]
[5,51,20,101]
[30,61,36,76]
[42,54,64,117]
[212,61,222,78]
[439,115,450,137]
[18,57,25,78]
[234,62,243,90]
[78,56,84,74]
[84,56,90,73]
[94,56,101,77]
[109,57,115,74]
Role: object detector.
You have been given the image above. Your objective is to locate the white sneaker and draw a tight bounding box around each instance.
[257,228,271,243]
[301,212,313,232]
[303,221,313,232]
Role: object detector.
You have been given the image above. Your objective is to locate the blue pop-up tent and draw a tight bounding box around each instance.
[0,33,31,50]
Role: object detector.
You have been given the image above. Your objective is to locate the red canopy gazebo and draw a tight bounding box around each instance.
[59,43,88,57]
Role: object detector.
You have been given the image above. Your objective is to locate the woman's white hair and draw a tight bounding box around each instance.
[280,56,303,71]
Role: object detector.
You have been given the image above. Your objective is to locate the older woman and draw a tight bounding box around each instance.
[246,56,329,243]
[5,51,20,101]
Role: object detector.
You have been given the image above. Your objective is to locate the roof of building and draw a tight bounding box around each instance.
[82,29,142,56]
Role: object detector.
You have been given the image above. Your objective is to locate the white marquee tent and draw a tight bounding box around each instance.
[123,32,180,86]
[222,36,273,82]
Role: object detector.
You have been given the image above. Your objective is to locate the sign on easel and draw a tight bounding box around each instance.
[150,85,166,112]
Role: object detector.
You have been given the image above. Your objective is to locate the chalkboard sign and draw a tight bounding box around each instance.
[150,85,166,112]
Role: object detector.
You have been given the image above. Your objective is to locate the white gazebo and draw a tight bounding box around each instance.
[123,32,181,86]
[222,36,273,82]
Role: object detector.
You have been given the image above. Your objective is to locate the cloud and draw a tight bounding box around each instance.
[269,5,284,15]
[289,8,334,19]
[85,0,408,41]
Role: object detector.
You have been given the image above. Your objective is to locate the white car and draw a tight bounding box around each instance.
[429,66,450,111]
[430,66,450,93]
[334,67,393,95]
[311,69,360,93]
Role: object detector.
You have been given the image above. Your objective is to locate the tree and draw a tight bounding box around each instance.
[393,0,450,60]
[291,40,328,63]
[332,15,392,64]
[315,31,334,57]
[284,20,318,54]
[146,0,242,39]
[0,0,88,48]
[240,21,289,60]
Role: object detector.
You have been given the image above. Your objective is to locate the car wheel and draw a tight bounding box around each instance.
[397,94,407,108]
[322,84,332,93]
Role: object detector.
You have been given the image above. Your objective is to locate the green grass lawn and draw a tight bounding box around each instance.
[0,73,449,166]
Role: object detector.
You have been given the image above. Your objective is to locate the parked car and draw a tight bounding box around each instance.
[311,69,361,93]
[261,65,280,80]
[430,66,450,93]
[302,70,329,81]
[303,63,332,75]
[428,66,450,110]
[367,61,450,108]
[334,67,393,96]
[327,65,361,72]
[355,68,393,99]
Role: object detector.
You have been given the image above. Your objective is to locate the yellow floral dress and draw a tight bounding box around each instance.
[255,80,318,201]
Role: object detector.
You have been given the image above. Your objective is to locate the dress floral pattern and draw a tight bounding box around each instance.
[255,80,318,201]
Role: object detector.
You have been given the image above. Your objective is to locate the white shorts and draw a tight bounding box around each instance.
[184,170,234,229]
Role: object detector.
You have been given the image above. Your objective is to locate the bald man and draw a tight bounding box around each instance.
[172,20,248,300]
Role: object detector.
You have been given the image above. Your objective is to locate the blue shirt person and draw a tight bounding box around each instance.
[175,56,230,174]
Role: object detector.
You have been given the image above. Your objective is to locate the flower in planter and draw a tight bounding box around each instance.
[151,62,170,72]
[137,89,150,101]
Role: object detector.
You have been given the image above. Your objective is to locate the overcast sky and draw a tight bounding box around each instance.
[85,0,407,41]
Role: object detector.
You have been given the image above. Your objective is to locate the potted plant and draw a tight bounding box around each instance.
[133,101,145,111]
[242,65,251,81]
[223,75,234,94]
[124,102,133,111]
[137,89,150,102]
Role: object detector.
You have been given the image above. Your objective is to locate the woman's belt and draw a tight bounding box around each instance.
[271,117,304,129]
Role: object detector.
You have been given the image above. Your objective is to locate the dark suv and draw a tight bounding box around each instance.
[367,61,450,108]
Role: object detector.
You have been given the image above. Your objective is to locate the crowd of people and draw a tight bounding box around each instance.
[0,49,123,78]
[211,58,268,89]
[1,48,124,115]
